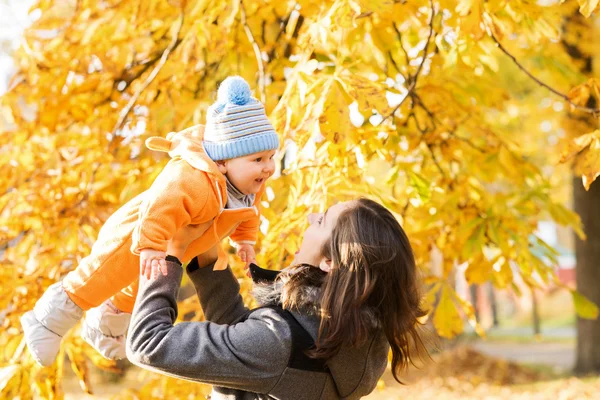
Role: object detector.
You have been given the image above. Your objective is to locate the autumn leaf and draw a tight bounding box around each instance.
[561,131,600,190]
[465,254,492,284]
[433,285,464,338]
[578,0,600,18]
[491,258,514,289]
[571,290,600,320]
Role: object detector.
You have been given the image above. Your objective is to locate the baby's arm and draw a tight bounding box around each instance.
[236,243,256,269]
[230,209,260,270]
[230,186,264,269]
[132,160,214,277]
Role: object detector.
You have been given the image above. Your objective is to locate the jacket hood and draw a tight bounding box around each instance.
[145,124,225,183]
[251,264,389,398]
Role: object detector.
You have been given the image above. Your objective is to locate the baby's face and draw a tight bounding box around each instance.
[220,150,276,195]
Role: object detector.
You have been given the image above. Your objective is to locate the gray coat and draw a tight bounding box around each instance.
[126,260,389,399]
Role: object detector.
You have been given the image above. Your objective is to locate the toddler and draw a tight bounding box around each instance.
[21,76,279,366]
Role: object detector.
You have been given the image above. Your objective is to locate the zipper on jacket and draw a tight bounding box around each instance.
[214,178,260,215]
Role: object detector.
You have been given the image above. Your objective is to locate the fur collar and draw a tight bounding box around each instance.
[251,264,380,328]
[252,265,323,316]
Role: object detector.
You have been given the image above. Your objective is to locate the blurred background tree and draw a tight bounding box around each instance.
[0,0,599,397]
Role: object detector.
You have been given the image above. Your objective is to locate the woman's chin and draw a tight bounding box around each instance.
[291,252,301,265]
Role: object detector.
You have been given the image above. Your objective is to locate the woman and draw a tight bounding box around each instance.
[126,198,427,399]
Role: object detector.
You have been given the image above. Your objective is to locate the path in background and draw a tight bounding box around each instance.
[366,328,578,400]
[471,341,575,371]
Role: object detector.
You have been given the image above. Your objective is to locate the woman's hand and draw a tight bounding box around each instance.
[166,221,213,261]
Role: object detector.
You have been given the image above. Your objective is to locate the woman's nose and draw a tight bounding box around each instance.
[308,213,316,224]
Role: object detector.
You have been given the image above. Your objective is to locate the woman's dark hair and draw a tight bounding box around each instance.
[282,198,428,383]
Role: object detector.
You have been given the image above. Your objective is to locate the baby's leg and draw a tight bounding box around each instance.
[80,281,138,361]
[110,280,138,313]
[62,238,139,310]
[22,238,138,366]
[63,243,140,360]
[20,282,83,366]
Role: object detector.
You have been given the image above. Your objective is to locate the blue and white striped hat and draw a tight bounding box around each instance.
[203,76,279,161]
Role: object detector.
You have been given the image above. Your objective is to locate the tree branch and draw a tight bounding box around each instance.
[427,142,445,178]
[240,1,266,104]
[392,23,411,69]
[490,33,600,116]
[111,12,185,139]
[412,0,435,89]
[412,92,486,152]
[381,0,436,124]
[388,50,408,83]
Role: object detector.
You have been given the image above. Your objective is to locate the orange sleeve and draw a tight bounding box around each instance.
[230,207,260,245]
[131,159,219,254]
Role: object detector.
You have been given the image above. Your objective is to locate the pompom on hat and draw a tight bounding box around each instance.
[202,76,279,161]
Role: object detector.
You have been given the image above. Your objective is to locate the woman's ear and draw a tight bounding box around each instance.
[319,259,332,273]
[215,160,227,175]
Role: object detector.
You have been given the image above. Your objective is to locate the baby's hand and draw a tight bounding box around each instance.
[237,244,256,270]
[140,249,167,280]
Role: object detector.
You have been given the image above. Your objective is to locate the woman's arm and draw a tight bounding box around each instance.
[166,230,248,324]
[185,257,248,324]
[126,261,292,392]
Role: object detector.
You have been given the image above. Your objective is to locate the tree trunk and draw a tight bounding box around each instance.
[470,285,479,321]
[531,286,541,336]
[488,283,499,327]
[574,178,600,374]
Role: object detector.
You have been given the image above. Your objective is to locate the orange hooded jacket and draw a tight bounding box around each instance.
[62,125,263,313]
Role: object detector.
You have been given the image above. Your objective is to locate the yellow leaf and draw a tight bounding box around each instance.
[548,203,586,239]
[65,343,93,394]
[353,0,394,15]
[331,0,360,28]
[339,73,392,115]
[575,142,600,190]
[408,171,431,202]
[433,285,464,338]
[482,12,504,40]
[452,290,486,337]
[0,106,16,132]
[560,130,599,163]
[320,78,352,143]
[465,254,491,284]
[571,290,599,320]
[487,220,510,254]
[578,0,599,18]
[567,83,591,106]
[462,222,485,260]
[0,365,21,394]
[534,18,560,41]
[491,259,513,289]
[455,217,483,245]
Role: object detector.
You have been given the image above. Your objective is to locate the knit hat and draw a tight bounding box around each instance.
[203,76,279,161]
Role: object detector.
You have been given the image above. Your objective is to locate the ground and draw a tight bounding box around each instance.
[62,289,598,399]
[61,337,598,400]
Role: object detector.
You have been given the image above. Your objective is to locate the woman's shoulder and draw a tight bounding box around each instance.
[325,329,390,398]
[246,307,389,399]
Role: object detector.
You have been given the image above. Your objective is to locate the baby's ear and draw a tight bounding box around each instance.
[214,160,228,174]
